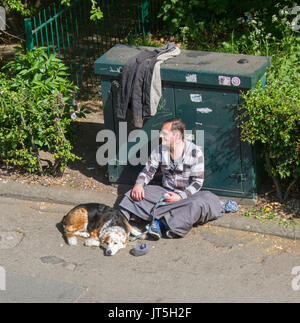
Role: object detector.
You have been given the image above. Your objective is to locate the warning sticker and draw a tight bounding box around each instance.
[231,77,241,86]
[218,75,231,86]
[190,94,202,102]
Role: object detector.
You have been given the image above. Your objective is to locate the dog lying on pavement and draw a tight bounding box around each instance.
[61,203,142,256]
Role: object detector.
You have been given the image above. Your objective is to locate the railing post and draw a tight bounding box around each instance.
[141,0,150,38]
[24,18,34,51]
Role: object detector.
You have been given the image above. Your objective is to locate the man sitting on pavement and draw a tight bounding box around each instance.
[119,118,223,239]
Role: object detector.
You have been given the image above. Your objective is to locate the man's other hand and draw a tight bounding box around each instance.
[164,191,182,203]
[131,183,145,201]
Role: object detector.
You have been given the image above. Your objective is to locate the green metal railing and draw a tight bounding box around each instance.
[24,0,154,94]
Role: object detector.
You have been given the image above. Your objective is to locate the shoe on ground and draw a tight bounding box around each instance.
[131,243,149,256]
[146,220,162,240]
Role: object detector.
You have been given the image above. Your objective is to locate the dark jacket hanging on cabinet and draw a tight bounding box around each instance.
[116,43,180,128]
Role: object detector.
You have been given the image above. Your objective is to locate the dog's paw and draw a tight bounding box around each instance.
[67,236,78,246]
[84,238,100,247]
[79,232,90,238]
[130,226,142,237]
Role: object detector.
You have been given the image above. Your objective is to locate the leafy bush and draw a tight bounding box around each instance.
[0,0,33,16]
[220,3,299,56]
[231,4,300,202]
[238,49,300,202]
[0,47,87,175]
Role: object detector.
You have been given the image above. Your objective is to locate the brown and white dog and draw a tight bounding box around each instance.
[61,203,141,256]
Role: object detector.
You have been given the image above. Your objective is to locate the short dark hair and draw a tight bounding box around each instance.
[162,118,186,139]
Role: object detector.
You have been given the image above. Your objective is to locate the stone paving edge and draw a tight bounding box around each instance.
[0,181,300,241]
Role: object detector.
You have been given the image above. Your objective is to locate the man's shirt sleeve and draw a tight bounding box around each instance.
[135,146,160,186]
[177,147,205,200]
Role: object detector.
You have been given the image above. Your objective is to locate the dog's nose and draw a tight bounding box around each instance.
[106,249,112,256]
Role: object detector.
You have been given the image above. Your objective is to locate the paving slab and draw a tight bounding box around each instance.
[0,272,87,303]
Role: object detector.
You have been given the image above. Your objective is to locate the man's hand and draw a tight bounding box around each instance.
[131,183,145,201]
[164,191,182,203]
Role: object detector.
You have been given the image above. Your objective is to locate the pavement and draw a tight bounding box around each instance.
[1,181,300,241]
[0,181,300,303]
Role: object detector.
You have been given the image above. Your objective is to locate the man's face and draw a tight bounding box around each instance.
[160,122,181,149]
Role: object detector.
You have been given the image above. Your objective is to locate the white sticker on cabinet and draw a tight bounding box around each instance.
[197,107,213,113]
[190,94,202,102]
[185,74,197,83]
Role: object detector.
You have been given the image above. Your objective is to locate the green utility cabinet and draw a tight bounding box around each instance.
[95,44,271,199]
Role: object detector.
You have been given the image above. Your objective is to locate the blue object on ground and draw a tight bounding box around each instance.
[131,243,149,256]
[224,200,239,213]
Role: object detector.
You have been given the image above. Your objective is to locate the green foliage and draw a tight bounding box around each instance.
[159,0,298,51]
[0,0,103,20]
[89,0,103,21]
[227,4,300,202]
[0,47,88,175]
[243,206,277,221]
[220,4,299,56]
[61,0,103,21]
[238,49,300,201]
[0,0,33,16]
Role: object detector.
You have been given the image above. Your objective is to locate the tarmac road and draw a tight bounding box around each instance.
[0,196,300,303]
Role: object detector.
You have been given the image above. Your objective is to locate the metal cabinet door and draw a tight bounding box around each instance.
[175,87,244,193]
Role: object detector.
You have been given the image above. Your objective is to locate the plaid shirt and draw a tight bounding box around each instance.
[136,140,204,199]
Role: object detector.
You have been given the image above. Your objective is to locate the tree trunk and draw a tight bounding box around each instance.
[265,150,283,202]
[284,175,299,202]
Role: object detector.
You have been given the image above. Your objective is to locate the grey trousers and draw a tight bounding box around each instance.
[119,185,223,237]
